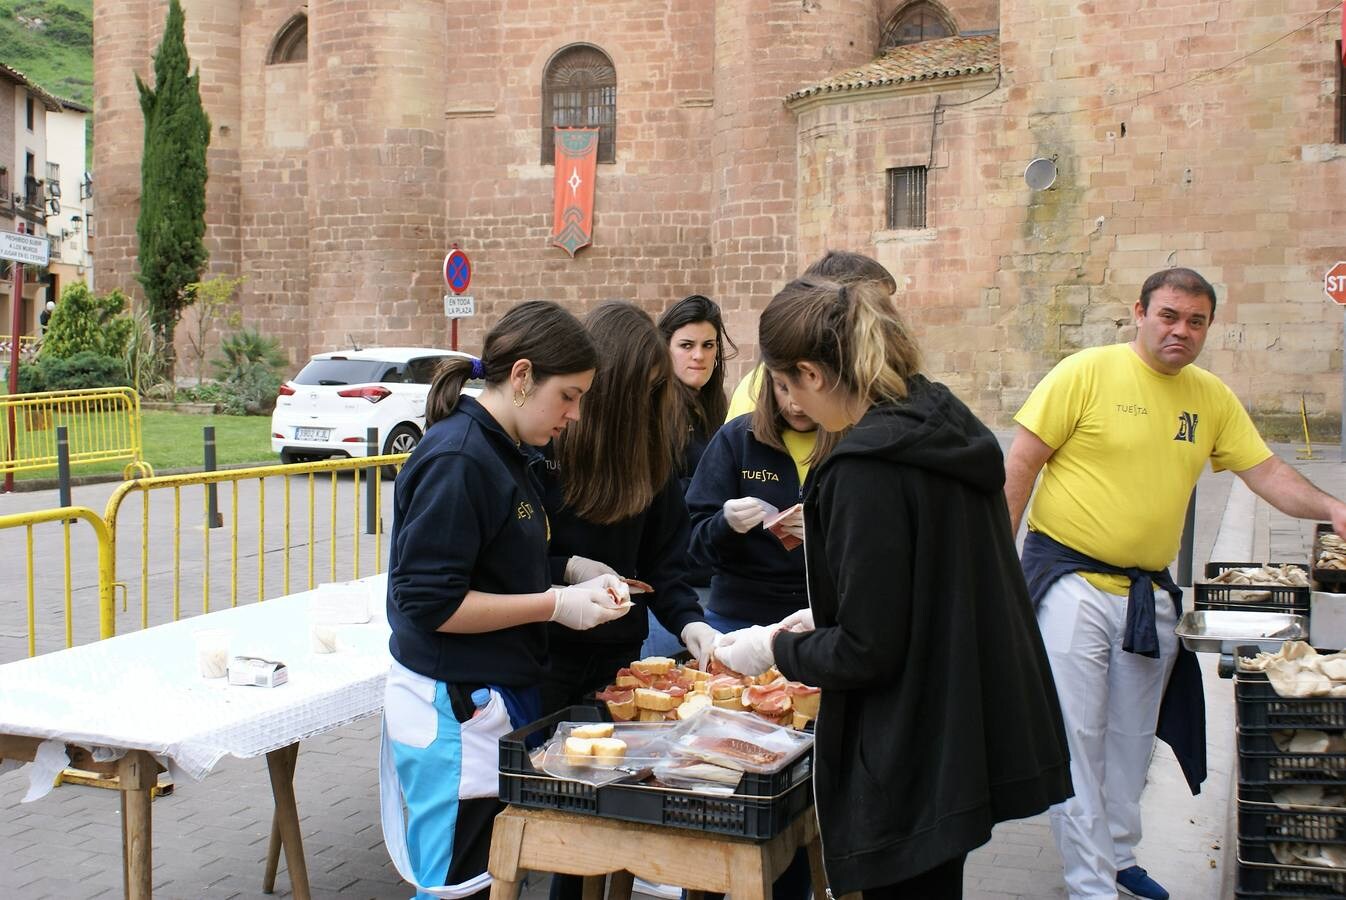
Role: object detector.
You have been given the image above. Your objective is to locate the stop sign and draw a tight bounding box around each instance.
[1326,261,1346,305]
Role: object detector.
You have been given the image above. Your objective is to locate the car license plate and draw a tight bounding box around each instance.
[295,427,331,441]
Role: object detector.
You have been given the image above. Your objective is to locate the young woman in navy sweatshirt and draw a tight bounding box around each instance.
[716,278,1072,900]
[381,301,633,900]
[539,302,719,710]
[685,375,836,633]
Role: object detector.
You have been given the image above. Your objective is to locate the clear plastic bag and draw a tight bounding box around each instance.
[668,707,812,774]
[536,720,680,787]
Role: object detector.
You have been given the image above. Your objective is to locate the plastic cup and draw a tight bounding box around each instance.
[194,629,230,678]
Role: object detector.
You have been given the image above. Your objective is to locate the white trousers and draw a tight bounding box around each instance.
[1037,574,1179,900]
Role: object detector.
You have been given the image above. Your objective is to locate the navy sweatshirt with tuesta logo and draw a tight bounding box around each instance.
[685,414,808,624]
[385,396,553,687]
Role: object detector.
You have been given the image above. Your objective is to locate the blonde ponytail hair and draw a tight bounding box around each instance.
[759,276,922,404]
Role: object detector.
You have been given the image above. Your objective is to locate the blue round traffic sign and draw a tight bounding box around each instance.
[444,249,472,295]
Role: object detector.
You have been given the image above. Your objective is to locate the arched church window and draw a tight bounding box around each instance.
[880,2,955,50]
[541,45,616,165]
[269,14,308,64]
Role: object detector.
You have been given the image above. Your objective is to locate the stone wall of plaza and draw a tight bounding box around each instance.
[794,0,1346,429]
[90,0,1346,431]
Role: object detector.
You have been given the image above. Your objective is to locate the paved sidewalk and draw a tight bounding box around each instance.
[0,440,1338,898]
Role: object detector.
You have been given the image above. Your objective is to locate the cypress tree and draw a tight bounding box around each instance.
[135,0,210,383]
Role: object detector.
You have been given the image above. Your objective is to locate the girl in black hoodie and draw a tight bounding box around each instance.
[714,277,1072,900]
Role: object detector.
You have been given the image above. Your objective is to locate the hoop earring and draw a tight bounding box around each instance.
[513,391,526,408]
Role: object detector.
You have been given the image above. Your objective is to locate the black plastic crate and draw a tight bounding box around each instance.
[1311,523,1346,590]
[1237,729,1346,795]
[498,705,813,839]
[1235,671,1346,733]
[1236,856,1346,897]
[1196,562,1310,616]
[1239,799,1346,848]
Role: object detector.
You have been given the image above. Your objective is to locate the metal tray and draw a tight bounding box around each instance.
[1174,610,1308,654]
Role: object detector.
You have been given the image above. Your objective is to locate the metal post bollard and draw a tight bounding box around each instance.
[1176,489,1196,587]
[56,425,72,509]
[204,426,222,528]
[365,427,378,535]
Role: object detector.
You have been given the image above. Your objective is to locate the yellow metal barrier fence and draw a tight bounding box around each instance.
[0,506,115,658]
[0,334,40,358]
[103,454,401,630]
[0,386,153,479]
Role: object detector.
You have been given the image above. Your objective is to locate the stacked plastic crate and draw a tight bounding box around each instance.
[1207,553,1345,897]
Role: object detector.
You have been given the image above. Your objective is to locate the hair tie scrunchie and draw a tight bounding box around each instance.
[470,358,485,379]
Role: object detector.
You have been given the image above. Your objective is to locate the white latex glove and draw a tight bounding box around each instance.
[680,621,721,671]
[550,575,632,630]
[779,607,815,633]
[723,497,768,533]
[564,555,617,584]
[714,624,778,676]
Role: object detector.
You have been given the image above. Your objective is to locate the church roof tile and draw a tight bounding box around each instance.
[787,34,999,102]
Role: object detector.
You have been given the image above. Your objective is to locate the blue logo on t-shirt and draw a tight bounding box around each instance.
[1174,411,1199,443]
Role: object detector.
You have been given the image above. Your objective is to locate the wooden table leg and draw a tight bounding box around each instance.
[607,870,634,900]
[262,742,298,894]
[806,835,828,900]
[265,743,310,900]
[488,812,526,900]
[581,875,607,900]
[118,750,157,900]
[727,843,771,900]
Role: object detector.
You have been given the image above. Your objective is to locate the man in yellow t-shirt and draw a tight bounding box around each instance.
[1005,267,1346,900]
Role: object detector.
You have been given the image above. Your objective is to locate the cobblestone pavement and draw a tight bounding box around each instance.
[0,440,1338,898]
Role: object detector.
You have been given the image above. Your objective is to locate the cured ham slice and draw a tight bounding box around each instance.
[689,735,785,767]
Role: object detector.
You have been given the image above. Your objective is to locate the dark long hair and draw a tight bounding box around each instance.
[760,277,922,407]
[656,294,736,437]
[556,302,681,524]
[803,250,897,294]
[425,300,598,427]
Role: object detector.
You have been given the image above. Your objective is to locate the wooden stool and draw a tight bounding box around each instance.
[488,805,827,900]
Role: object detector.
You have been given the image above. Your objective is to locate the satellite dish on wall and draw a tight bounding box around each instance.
[1024,157,1058,191]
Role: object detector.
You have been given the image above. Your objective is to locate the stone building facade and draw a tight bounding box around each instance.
[92,0,1346,431]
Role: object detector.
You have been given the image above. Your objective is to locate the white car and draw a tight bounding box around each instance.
[271,347,482,465]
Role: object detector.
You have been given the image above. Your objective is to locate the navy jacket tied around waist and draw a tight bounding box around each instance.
[1020,530,1207,795]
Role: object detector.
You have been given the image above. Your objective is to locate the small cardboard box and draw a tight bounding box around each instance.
[228,656,289,688]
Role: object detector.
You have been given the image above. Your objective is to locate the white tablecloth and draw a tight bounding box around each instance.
[0,574,392,782]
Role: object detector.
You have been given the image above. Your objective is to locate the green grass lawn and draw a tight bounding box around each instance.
[12,410,275,481]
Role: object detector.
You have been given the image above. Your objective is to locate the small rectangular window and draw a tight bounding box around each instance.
[886,166,928,229]
[25,97,34,131]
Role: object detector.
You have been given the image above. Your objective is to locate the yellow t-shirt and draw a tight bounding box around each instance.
[728,365,815,484]
[726,364,765,421]
[1015,343,1271,595]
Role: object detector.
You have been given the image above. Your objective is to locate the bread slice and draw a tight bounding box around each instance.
[590,738,627,764]
[634,688,677,711]
[675,694,712,720]
[630,656,676,677]
[792,711,813,731]
[712,695,744,710]
[615,672,645,688]
[564,737,594,765]
[637,708,669,722]
[710,682,744,701]
[789,688,821,719]
[606,695,637,721]
[571,723,615,740]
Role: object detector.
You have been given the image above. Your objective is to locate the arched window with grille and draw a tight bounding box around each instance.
[541,45,616,165]
[880,2,955,50]
[269,14,308,64]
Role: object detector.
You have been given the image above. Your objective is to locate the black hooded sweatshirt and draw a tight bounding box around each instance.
[773,376,1073,894]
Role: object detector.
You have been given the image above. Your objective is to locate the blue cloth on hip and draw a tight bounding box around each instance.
[1020,530,1206,795]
